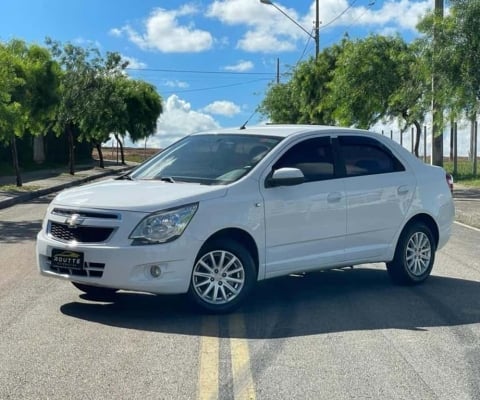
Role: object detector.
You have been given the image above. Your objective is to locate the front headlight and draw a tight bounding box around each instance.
[129,203,198,245]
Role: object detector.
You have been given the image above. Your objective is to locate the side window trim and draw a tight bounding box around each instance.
[337,135,406,177]
[266,135,338,186]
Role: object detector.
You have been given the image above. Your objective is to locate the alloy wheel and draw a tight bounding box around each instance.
[405,231,432,276]
[192,250,245,305]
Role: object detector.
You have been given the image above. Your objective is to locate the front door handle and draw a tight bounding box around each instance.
[327,192,342,203]
[397,185,409,195]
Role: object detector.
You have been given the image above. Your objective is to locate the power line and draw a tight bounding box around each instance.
[296,28,315,65]
[126,67,274,76]
[321,0,376,48]
[292,0,361,64]
[162,78,271,95]
[320,0,359,30]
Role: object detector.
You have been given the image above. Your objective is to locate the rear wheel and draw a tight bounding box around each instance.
[188,239,256,313]
[71,282,117,297]
[387,222,436,285]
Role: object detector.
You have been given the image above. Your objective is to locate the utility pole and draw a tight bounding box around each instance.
[260,0,319,58]
[276,58,280,84]
[431,0,444,166]
[315,0,319,58]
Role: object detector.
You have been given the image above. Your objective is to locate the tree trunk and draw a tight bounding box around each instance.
[474,120,478,176]
[33,135,46,164]
[96,142,105,168]
[67,124,75,175]
[431,108,443,166]
[449,118,454,161]
[114,134,125,165]
[431,0,444,167]
[11,135,22,187]
[471,114,476,161]
[413,120,421,158]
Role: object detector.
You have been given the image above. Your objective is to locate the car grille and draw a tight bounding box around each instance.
[49,222,114,243]
[48,258,105,278]
[52,208,119,220]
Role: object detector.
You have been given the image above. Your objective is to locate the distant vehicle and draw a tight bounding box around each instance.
[446,172,454,193]
[36,125,455,313]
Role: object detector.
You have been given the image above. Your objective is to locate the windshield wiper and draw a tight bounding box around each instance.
[158,176,176,183]
[116,172,134,180]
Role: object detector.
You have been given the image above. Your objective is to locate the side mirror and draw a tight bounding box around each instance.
[266,167,305,188]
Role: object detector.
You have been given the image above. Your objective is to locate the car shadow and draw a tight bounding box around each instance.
[0,219,42,243]
[60,267,480,339]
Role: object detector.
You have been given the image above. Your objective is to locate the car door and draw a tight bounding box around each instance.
[337,135,415,261]
[260,136,347,278]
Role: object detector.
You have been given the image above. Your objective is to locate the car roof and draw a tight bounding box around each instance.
[191,124,370,139]
[190,124,420,167]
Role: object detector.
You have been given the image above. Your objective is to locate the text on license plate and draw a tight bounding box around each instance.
[51,249,84,269]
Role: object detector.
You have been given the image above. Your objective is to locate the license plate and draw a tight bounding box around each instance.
[51,249,84,270]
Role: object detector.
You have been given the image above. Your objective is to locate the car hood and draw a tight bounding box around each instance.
[52,179,228,213]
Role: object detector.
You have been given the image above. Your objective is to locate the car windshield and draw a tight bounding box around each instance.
[130,133,283,185]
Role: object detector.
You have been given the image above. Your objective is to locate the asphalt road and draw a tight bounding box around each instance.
[1,198,479,400]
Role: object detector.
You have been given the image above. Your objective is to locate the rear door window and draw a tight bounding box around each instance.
[273,137,336,182]
[338,136,405,177]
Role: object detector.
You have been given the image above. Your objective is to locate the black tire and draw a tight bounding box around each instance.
[71,282,118,297]
[188,239,256,313]
[387,222,436,285]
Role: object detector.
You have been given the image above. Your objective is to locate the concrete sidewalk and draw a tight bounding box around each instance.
[0,160,134,210]
[1,163,479,230]
[452,184,480,229]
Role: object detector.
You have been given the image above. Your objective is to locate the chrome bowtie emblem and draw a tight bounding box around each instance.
[65,214,84,228]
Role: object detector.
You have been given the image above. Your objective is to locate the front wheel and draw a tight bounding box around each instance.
[387,222,436,285]
[71,282,118,297]
[188,239,256,313]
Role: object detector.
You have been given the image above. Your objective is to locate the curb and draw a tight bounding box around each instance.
[0,166,132,211]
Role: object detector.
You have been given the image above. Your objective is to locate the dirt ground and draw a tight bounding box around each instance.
[92,147,161,163]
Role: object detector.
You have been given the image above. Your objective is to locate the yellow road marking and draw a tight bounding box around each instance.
[230,314,256,400]
[198,316,219,400]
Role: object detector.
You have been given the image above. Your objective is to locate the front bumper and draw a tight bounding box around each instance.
[36,229,201,294]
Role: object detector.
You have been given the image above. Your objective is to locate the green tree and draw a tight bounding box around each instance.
[46,38,104,175]
[259,42,345,124]
[0,42,23,185]
[385,40,430,157]
[122,79,162,145]
[328,35,409,129]
[103,77,163,164]
[258,81,300,123]
[419,0,480,166]
[76,52,129,168]
[0,40,59,186]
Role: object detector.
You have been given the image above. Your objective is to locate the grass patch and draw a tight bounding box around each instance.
[0,184,42,192]
[0,161,70,177]
[123,154,147,163]
[444,159,480,187]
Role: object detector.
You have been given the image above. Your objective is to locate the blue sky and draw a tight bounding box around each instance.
[0,0,439,149]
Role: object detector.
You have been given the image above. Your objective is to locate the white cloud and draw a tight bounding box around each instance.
[327,0,431,31]
[201,101,241,117]
[207,0,431,54]
[164,80,190,89]
[113,6,213,53]
[208,0,305,53]
[72,37,102,49]
[122,55,147,69]
[238,30,297,53]
[224,60,254,72]
[109,28,122,37]
[139,95,220,148]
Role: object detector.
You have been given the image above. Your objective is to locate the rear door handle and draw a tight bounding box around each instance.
[397,185,409,195]
[327,192,342,203]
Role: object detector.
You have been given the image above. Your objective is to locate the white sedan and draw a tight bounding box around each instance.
[36,125,455,313]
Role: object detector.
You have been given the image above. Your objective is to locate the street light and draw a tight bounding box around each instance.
[260,0,319,58]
